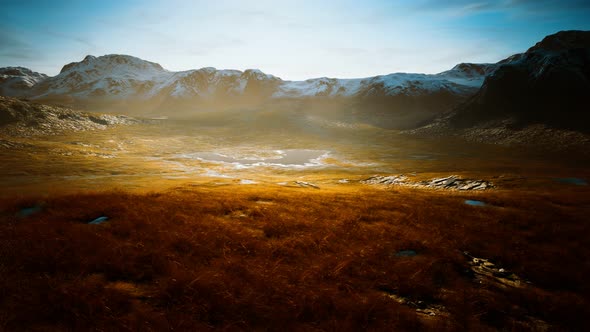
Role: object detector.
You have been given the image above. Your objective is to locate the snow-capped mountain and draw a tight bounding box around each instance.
[0,54,494,104]
[32,54,168,99]
[159,67,282,100]
[0,67,48,97]
[273,68,490,98]
[436,63,498,88]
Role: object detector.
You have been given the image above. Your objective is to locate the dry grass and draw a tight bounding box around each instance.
[0,184,589,331]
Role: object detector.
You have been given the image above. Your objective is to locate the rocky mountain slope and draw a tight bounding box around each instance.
[0,96,136,137]
[5,30,587,134]
[0,54,496,127]
[1,55,493,101]
[0,67,48,97]
[410,30,590,149]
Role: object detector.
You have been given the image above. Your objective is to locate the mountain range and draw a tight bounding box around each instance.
[0,55,493,102]
[0,48,497,128]
[1,30,589,134]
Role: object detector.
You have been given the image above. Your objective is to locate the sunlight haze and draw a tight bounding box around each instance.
[1,0,590,79]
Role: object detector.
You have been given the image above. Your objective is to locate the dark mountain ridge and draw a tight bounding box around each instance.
[447,30,590,133]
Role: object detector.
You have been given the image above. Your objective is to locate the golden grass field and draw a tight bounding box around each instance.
[2,184,590,331]
[1,120,590,331]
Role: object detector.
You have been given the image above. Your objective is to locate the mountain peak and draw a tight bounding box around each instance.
[60,54,165,74]
[0,66,47,78]
[527,30,590,53]
[449,63,495,76]
[83,55,96,62]
[242,68,279,81]
[443,30,590,133]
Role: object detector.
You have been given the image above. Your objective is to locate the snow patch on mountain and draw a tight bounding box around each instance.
[34,54,171,99]
[0,67,48,97]
[274,64,496,98]
[436,63,497,88]
[2,54,495,101]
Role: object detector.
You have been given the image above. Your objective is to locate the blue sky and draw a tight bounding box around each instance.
[1,0,589,80]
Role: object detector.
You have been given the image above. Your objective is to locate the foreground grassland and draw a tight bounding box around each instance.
[1,184,589,331]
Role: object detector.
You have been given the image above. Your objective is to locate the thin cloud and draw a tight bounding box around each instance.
[0,51,36,61]
[411,0,590,14]
[0,30,36,62]
[43,29,96,48]
[409,1,497,13]
[508,0,590,9]
[0,30,29,49]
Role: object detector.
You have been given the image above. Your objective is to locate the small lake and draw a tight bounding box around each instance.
[177,149,329,168]
[465,200,486,207]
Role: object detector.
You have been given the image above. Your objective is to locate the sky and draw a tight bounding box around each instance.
[1,0,590,80]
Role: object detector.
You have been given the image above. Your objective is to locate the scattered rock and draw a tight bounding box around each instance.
[338,179,349,184]
[421,176,493,190]
[463,251,525,288]
[294,181,320,189]
[255,200,274,205]
[362,174,493,191]
[362,175,408,185]
[380,288,446,317]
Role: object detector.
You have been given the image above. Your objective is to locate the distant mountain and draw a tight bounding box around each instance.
[0,67,47,97]
[411,30,590,149]
[1,54,493,101]
[0,54,495,127]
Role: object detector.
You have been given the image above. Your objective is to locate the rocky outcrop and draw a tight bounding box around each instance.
[361,175,408,185]
[421,176,491,190]
[361,175,493,190]
[0,96,137,137]
[294,181,320,189]
[464,252,525,288]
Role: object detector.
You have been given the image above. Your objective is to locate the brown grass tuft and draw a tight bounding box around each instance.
[1,184,589,330]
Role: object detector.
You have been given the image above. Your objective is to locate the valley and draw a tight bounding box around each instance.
[1,29,589,331]
[2,115,588,196]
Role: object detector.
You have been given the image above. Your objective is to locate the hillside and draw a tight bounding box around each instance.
[410,30,590,149]
[0,67,48,97]
[0,96,137,137]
